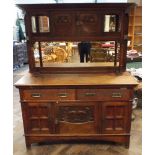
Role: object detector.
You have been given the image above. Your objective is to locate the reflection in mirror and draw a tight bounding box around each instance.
[39,16,50,32]
[91,41,119,66]
[32,41,120,67]
[104,15,119,32]
[115,42,120,66]
[33,42,40,67]
[31,16,36,33]
[40,42,76,67]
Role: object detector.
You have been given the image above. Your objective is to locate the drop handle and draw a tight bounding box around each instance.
[58,93,68,98]
[112,93,122,98]
[85,93,96,96]
[31,93,41,98]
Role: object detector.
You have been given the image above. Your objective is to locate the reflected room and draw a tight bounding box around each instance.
[32,41,120,67]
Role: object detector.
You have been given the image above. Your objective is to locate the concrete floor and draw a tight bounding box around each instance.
[13,65,142,155]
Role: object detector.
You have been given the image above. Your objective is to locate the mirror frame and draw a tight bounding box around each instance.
[17,3,134,73]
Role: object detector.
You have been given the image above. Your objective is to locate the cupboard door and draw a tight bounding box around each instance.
[55,102,98,134]
[102,102,130,134]
[24,102,54,134]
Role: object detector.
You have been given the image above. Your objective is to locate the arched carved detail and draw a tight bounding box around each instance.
[58,106,94,123]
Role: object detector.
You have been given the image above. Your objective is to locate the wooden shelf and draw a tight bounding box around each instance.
[129,25,134,26]
[128,35,132,37]
[134,5,142,52]
[134,25,142,27]
[135,15,142,17]
[134,33,142,36]
[128,3,142,52]
[134,44,142,46]
[128,5,136,50]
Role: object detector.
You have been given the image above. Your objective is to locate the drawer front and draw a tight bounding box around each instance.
[77,89,131,101]
[22,89,75,100]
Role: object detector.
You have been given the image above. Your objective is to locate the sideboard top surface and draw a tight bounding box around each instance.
[15,72,138,87]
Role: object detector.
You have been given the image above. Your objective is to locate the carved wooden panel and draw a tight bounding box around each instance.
[102,102,128,134]
[75,12,101,35]
[26,102,53,134]
[51,12,74,36]
[51,12,101,37]
[58,106,94,123]
[56,102,97,134]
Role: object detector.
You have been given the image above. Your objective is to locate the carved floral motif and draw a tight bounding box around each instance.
[55,16,70,24]
[58,106,94,123]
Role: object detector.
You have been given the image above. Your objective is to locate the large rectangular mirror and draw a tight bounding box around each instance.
[32,41,120,68]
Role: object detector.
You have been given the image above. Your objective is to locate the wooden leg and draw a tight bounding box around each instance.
[25,139,31,149]
[125,141,130,149]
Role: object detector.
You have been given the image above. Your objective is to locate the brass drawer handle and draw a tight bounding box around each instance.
[112,93,122,98]
[31,93,41,98]
[85,93,96,96]
[58,93,68,98]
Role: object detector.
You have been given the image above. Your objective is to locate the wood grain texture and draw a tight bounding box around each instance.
[15,72,137,87]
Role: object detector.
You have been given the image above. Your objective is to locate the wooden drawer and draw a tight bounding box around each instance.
[22,89,75,100]
[77,89,131,101]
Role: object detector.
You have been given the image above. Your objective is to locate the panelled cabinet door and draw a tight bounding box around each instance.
[75,12,101,36]
[55,102,98,134]
[24,102,54,134]
[102,102,130,134]
[51,12,74,36]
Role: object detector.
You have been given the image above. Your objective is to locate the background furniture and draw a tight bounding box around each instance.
[128,1,142,52]
[13,42,28,70]
[134,5,142,52]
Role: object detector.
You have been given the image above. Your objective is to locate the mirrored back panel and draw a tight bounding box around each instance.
[18,3,133,73]
[32,41,120,68]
